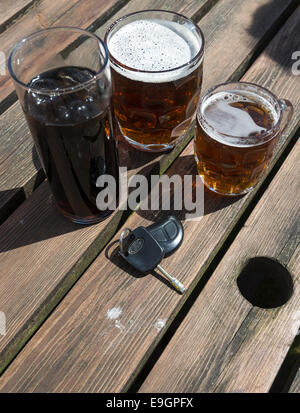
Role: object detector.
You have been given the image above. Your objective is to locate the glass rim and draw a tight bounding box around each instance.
[197,81,282,141]
[104,9,205,75]
[8,26,109,95]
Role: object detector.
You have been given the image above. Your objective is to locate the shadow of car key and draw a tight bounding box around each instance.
[119,224,185,294]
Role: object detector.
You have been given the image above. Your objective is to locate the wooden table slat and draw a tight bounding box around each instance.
[0,0,37,33]
[0,0,231,373]
[0,0,125,112]
[0,0,296,223]
[0,0,216,224]
[289,369,300,393]
[0,4,299,392]
[140,140,300,393]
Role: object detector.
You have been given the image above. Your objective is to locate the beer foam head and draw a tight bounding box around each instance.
[107,19,202,82]
[199,91,279,147]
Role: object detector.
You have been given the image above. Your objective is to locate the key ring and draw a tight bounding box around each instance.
[118,225,185,294]
[119,228,132,254]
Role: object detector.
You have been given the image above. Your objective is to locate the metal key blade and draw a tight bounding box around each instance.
[156,265,185,294]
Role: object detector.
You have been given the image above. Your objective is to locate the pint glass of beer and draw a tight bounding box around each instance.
[105,10,204,152]
[194,82,293,196]
[9,27,119,224]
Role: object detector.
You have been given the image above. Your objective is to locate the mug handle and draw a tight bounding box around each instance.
[278,99,293,135]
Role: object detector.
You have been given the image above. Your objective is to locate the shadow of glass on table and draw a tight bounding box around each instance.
[247,0,299,71]
[0,131,191,253]
[135,153,241,225]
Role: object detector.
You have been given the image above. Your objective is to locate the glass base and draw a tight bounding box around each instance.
[53,202,114,225]
[123,134,175,153]
[203,182,253,197]
[196,171,254,197]
[194,151,255,197]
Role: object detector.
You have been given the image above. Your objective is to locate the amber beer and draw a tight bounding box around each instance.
[194,82,292,196]
[105,10,204,152]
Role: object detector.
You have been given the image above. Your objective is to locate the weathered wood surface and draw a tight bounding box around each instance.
[0,182,128,374]
[0,0,295,222]
[0,5,298,391]
[0,0,36,33]
[0,0,214,371]
[270,335,300,393]
[0,0,230,373]
[0,0,215,224]
[0,0,295,378]
[0,0,125,111]
[289,369,300,393]
[140,142,300,393]
[0,104,44,225]
[0,0,223,372]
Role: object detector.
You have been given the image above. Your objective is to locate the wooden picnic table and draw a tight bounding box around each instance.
[0,0,299,393]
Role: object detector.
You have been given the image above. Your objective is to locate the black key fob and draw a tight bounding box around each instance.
[118,225,186,293]
[147,216,184,256]
[119,227,164,274]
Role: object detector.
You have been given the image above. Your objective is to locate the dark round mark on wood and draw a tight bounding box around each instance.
[237,257,293,309]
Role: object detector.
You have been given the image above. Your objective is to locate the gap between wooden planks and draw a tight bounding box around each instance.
[0,0,213,111]
[289,368,300,393]
[139,141,300,393]
[0,0,37,34]
[274,337,300,393]
[0,0,297,377]
[0,0,128,110]
[0,5,299,391]
[0,0,216,224]
[0,0,297,223]
[0,0,238,373]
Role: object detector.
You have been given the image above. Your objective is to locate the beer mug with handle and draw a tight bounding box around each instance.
[194,81,293,196]
[105,10,205,152]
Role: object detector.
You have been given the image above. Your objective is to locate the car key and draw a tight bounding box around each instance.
[119,226,185,294]
[146,215,183,256]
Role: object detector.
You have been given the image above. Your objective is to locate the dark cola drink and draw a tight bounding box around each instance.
[24,66,119,223]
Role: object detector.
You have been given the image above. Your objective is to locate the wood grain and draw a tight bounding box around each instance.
[0,0,125,111]
[289,369,300,393]
[0,6,299,391]
[140,143,300,393]
[0,0,295,222]
[0,0,213,223]
[0,103,44,224]
[0,0,219,371]
[96,0,218,38]
[0,182,126,373]
[0,0,37,33]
